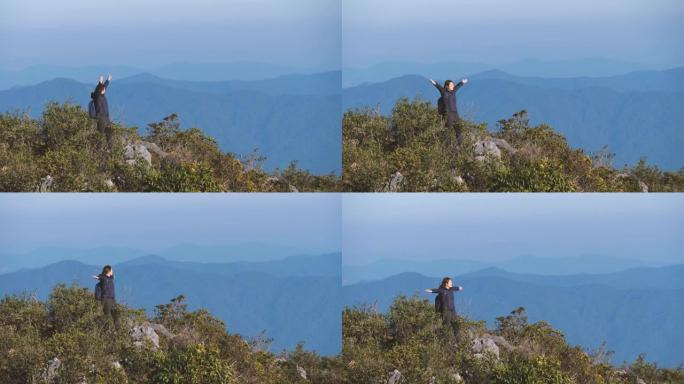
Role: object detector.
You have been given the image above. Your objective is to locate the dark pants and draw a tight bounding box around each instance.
[442,311,460,336]
[444,112,463,146]
[97,116,113,147]
[102,297,120,329]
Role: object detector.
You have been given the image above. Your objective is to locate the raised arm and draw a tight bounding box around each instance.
[454,78,468,92]
[429,78,445,94]
[425,288,440,293]
[103,74,112,89]
[449,285,463,291]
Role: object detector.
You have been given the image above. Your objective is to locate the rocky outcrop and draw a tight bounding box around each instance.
[42,357,61,383]
[124,143,152,166]
[382,172,404,192]
[472,333,514,359]
[473,137,516,161]
[38,175,54,192]
[473,336,500,359]
[388,369,402,384]
[297,365,307,380]
[123,141,168,166]
[131,322,172,349]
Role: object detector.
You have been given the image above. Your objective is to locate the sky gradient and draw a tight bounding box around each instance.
[0,0,341,70]
[0,193,341,254]
[343,0,684,67]
[342,194,684,265]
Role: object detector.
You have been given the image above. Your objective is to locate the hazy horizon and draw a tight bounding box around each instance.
[342,194,684,266]
[0,194,341,255]
[343,0,684,68]
[0,0,341,71]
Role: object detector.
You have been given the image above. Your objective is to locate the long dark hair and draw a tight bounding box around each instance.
[443,80,454,90]
[439,277,451,289]
[101,265,112,276]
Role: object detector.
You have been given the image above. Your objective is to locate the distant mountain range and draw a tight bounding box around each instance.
[0,253,342,355]
[342,58,661,86]
[0,62,330,90]
[343,265,684,367]
[0,72,341,173]
[343,255,666,284]
[0,243,320,274]
[343,68,684,169]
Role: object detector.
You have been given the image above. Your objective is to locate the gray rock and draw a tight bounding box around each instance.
[383,172,404,192]
[104,179,115,189]
[124,143,152,166]
[42,357,61,383]
[472,336,500,359]
[639,181,648,193]
[388,369,402,384]
[141,141,167,158]
[39,175,54,192]
[131,322,171,349]
[473,138,516,161]
[297,365,307,380]
[453,373,464,383]
[473,140,501,161]
[636,378,646,384]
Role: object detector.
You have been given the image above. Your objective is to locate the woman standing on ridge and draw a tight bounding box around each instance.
[90,74,113,148]
[430,77,468,145]
[426,276,464,335]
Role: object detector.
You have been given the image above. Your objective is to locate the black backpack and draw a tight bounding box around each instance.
[434,292,444,313]
[88,100,97,119]
[437,96,446,116]
[94,280,103,301]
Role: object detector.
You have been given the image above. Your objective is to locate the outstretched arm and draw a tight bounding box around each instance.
[425,288,439,293]
[429,78,445,94]
[454,78,468,92]
[449,285,463,291]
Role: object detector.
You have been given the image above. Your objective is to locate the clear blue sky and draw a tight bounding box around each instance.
[0,0,340,70]
[343,0,684,67]
[342,194,684,265]
[0,194,341,253]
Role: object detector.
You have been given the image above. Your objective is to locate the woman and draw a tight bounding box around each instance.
[426,277,463,334]
[430,77,468,144]
[93,264,119,329]
[91,74,113,147]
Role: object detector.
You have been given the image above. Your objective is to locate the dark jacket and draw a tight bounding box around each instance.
[430,286,463,314]
[98,274,116,299]
[91,80,110,119]
[433,80,464,117]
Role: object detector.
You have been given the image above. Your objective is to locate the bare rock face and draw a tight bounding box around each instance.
[472,336,501,359]
[297,365,307,380]
[473,140,502,161]
[473,137,516,161]
[124,143,152,166]
[103,179,116,190]
[131,322,171,349]
[42,357,61,382]
[39,175,54,192]
[388,369,402,384]
[383,172,404,192]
